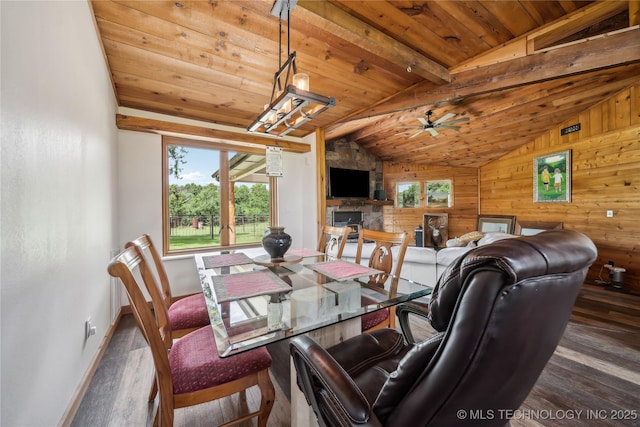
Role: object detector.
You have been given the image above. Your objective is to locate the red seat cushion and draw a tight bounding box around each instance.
[168,293,211,331]
[361,295,390,330]
[169,327,272,395]
[361,309,390,331]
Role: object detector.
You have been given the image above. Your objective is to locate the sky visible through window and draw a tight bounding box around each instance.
[170,147,259,188]
[170,147,219,186]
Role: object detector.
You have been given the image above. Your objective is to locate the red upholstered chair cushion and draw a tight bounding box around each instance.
[361,295,390,331]
[167,293,211,331]
[361,309,390,331]
[169,327,272,395]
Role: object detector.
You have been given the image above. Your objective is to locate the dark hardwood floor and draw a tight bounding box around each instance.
[71,284,640,426]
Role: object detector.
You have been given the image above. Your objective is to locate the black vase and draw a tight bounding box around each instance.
[262,226,292,260]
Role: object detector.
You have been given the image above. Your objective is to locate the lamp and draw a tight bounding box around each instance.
[247,0,335,137]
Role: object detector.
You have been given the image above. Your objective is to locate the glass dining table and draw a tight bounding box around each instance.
[194,247,433,357]
[194,247,433,426]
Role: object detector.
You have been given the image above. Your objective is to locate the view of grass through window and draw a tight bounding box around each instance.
[426,180,452,207]
[166,144,270,251]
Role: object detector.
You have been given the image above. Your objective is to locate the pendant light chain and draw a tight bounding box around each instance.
[247,0,335,137]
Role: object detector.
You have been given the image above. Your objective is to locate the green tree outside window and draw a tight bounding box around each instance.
[397,182,419,208]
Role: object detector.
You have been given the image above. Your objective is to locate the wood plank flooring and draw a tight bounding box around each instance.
[71,284,640,426]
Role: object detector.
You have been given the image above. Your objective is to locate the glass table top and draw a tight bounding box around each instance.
[194,249,433,357]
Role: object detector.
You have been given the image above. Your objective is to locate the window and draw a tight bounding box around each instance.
[426,180,453,207]
[162,137,272,254]
[396,182,419,208]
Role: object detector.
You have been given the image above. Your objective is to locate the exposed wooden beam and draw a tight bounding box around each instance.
[115,114,311,153]
[330,28,640,128]
[295,0,450,84]
[450,28,640,95]
[632,0,640,26]
[315,128,327,233]
[451,1,628,71]
[526,1,628,52]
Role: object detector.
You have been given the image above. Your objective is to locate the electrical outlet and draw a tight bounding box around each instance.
[606,210,614,217]
[85,317,97,339]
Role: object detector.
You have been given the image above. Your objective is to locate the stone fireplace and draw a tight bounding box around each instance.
[325,138,385,232]
[332,211,362,240]
[326,204,384,233]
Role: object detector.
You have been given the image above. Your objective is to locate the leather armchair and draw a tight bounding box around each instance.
[290,230,597,427]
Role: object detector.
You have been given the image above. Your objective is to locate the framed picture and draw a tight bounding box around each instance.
[515,221,563,236]
[397,182,419,208]
[534,150,571,203]
[477,215,516,234]
[423,213,449,249]
[425,180,452,208]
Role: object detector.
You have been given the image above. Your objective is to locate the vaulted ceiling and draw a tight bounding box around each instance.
[91,0,640,167]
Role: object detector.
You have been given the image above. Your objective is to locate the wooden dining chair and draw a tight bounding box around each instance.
[108,245,275,427]
[127,234,214,403]
[355,228,409,333]
[126,234,210,338]
[317,224,350,260]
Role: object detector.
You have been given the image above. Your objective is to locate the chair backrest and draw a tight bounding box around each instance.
[126,234,173,312]
[380,230,597,426]
[317,225,350,259]
[355,229,408,284]
[107,245,175,422]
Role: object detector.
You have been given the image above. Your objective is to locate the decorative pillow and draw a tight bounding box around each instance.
[445,238,465,248]
[457,230,485,244]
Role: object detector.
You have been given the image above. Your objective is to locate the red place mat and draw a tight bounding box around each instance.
[211,270,291,303]
[306,260,383,281]
[202,252,253,269]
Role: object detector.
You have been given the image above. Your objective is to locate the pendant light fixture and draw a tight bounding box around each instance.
[247,0,335,137]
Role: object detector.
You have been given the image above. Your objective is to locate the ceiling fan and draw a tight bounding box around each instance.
[401,110,469,138]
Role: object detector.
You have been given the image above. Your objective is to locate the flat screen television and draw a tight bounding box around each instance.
[328,167,370,198]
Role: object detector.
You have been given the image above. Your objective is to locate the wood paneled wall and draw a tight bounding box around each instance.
[381,164,479,243]
[480,84,640,293]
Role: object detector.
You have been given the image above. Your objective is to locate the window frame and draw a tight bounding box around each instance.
[162,136,275,256]
[425,179,453,208]
[396,182,420,208]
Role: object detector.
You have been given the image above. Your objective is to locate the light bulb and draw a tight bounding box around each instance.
[264,104,276,125]
[293,73,309,91]
[281,98,292,115]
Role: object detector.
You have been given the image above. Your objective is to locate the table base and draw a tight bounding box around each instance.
[290,317,361,427]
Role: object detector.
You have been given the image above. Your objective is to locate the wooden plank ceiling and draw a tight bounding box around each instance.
[91,0,640,167]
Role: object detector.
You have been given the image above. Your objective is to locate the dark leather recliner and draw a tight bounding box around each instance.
[290,230,597,427]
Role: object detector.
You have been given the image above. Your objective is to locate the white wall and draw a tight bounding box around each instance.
[279,132,319,247]
[0,3,318,424]
[116,129,319,297]
[0,2,118,425]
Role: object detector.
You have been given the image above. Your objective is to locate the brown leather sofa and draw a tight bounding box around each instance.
[290,230,597,427]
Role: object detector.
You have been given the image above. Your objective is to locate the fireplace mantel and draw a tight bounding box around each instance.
[326,199,393,207]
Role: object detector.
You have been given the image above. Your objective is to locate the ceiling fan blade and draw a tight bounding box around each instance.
[418,117,429,125]
[440,117,469,125]
[427,128,439,136]
[409,129,424,139]
[438,125,461,131]
[433,113,455,124]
